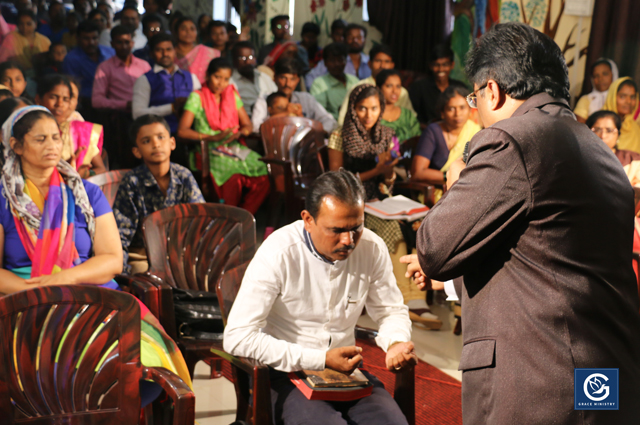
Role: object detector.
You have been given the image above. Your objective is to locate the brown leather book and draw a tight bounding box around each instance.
[300,368,369,388]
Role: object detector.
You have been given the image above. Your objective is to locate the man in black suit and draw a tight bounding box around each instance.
[403,22,640,424]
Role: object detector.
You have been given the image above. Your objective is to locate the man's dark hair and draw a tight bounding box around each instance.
[121,4,139,15]
[87,8,107,22]
[266,91,288,108]
[322,42,348,61]
[206,57,233,78]
[232,40,255,58]
[207,20,226,31]
[301,22,320,36]
[36,74,72,98]
[435,84,470,114]
[129,114,171,146]
[226,22,237,34]
[375,69,402,88]
[586,110,622,132]
[149,32,173,51]
[111,24,135,39]
[76,20,100,37]
[306,169,365,219]
[270,14,289,29]
[429,44,454,62]
[330,19,347,33]
[345,23,367,38]
[274,57,301,77]
[369,44,394,63]
[465,22,570,101]
[142,13,163,32]
[0,97,33,126]
[0,88,13,98]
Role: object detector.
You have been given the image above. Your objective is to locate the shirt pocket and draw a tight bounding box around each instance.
[458,338,496,371]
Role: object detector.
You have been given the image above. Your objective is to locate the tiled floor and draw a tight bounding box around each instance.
[193,301,463,424]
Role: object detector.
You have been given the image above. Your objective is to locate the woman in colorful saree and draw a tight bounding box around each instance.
[174,16,220,85]
[0,106,192,405]
[35,74,106,178]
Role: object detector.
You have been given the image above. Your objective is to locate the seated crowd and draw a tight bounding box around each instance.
[1,1,640,422]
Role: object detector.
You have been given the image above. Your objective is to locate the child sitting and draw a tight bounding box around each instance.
[266,91,292,118]
[113,114,205,274]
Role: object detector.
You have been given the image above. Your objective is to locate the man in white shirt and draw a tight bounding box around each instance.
[251,57,337,134]
[100,5,147,51]
[231,41,277,118]
[224,170,415,425]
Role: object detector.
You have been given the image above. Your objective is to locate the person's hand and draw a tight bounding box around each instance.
[68,146,86,170]
[325,346,363,375]
[375,151,399,178]
[385,341,418,373]
[445,158,466,190]
[287,103,303,117]
[25,271,75,287]
[77,164,91,179]
[399,254,444,291]
[207,126,239,142]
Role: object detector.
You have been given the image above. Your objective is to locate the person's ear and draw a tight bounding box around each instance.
[169,136,176,151]
[301,210,315,232]
[10,137,23,155]
[132,146,142,159]
[485,79,505,111]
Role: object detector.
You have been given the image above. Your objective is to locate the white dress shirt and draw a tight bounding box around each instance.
[132,64,201,120]
[251,91,337,134]
[231,68,277,118]
[223,221,412,372]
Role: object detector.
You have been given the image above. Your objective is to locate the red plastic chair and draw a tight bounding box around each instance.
[86,169,131,207]
[259,116,326,225]
[135,203,256,377]
[0,285,194,425]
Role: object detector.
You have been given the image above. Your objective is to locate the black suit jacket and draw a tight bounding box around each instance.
[417,93,640,424]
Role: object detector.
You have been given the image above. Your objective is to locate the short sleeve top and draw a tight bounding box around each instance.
[415,122,450,170]
[0,180,112,270]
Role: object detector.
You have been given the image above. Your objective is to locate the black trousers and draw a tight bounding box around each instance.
[269,369,409,425]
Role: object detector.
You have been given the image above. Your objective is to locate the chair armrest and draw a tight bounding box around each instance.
[115,274,161,317]
[142,367,195,425]
[210,348,269,375]
[134,272,179,340]
[259,157,292,167]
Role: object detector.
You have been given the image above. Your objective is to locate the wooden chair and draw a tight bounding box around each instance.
[394,136,439,207]
[134,203,256,377]
[0,285,195,425]
[259,116,326,226]
[210,263,416,425]
[87,169,131,206]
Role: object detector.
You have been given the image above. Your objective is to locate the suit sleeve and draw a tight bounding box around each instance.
[416,128,532,281]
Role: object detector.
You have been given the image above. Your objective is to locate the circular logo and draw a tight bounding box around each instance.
[583,373,610,402]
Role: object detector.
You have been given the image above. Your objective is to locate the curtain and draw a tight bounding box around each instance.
[367,0,452,72]
[581,0,640,95]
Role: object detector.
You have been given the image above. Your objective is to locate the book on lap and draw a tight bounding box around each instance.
[365,195,430,221]
[288,368,373,401]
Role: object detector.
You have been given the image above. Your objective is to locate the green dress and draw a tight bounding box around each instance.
[184,91,267,186]
[381,108,421,143]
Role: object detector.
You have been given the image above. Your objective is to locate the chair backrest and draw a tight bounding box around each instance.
[142,203,257,292]
[87,169,131,207]
[0,286,142,424]
[216,261,250,326]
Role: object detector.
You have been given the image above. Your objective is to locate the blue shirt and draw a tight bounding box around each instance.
[62,45,115,98]
[305,52,371,90]
[0,180,111,270]
[37,22,68,43]
[112,163,205,272]
[415,122,449,170]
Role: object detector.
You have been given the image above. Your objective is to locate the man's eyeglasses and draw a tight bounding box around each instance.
[275,24,290,30]
[148,27,162,33]
[466,84,487,109]
[591,127,618,135]
[238,55,254,61]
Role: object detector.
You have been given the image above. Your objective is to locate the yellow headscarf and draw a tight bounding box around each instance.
[604,77,640,154]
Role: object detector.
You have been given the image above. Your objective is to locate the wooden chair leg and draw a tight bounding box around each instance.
[207,358,223,379]
[252,365,273,425]
[394,366,415,425]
